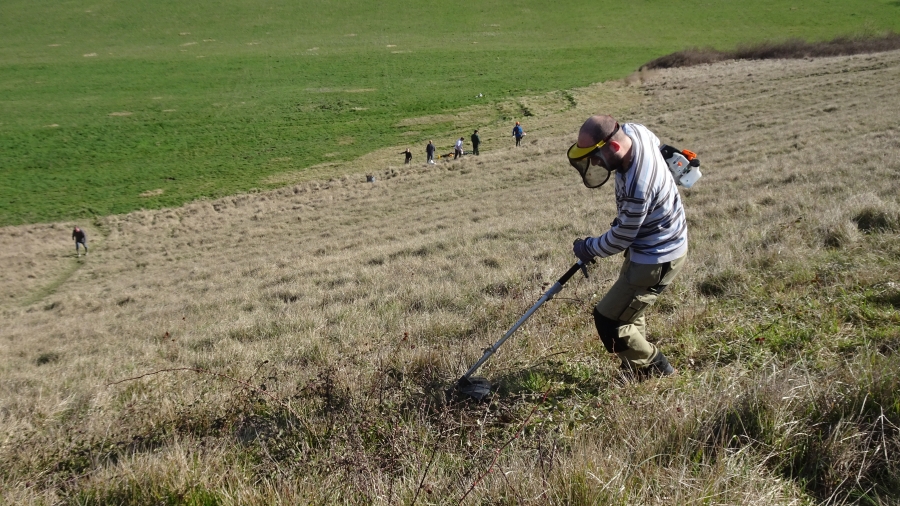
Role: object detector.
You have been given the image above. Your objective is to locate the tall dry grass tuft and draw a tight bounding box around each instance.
[641,32,900,70]
[2,51,900,504]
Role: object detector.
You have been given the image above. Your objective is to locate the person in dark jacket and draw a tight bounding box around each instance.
[426,140,436,164]
[72,226,88,257]
[470,129,481,155]
[401,148,412,164]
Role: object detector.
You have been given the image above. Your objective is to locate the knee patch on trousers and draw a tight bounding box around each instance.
[593,308,630,354]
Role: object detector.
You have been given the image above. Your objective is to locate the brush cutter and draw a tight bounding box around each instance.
[452,260,590,401]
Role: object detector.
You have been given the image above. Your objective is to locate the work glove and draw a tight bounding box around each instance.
[572,238,596,263]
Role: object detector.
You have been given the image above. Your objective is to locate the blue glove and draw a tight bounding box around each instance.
[572,238,596,263]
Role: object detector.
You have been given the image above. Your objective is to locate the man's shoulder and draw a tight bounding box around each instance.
[622,122,656,137]
[624,123,662,162]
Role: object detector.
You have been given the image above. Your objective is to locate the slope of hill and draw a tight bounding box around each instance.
[2,50,899,504]
[3,0,900,226]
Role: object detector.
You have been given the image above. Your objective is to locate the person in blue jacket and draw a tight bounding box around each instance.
[512,122,525,147]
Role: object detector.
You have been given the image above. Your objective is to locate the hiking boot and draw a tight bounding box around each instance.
[619,353,676,382]
[646,352,675,376]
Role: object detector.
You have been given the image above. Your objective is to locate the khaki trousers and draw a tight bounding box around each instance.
[593,250,687,366]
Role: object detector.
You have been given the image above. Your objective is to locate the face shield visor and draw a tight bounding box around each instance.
[566,122,619,188]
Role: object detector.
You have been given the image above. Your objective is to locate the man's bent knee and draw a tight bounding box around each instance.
[593,308,630,354]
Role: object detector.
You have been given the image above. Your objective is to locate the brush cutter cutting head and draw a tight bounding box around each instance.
[453,376,492,401]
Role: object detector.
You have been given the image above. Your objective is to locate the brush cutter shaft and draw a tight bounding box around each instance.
[462,261,586,379]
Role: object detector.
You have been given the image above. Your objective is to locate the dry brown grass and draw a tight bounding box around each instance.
[640,32,900,70]
[2,51,900,504]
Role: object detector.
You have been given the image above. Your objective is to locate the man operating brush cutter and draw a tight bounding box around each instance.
[568,114,691,380]
[452,115,697,400]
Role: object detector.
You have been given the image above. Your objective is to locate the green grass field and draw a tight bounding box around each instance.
[2,0,899,226]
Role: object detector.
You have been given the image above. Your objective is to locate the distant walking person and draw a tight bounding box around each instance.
[512,122,525,147]
[471,129,481,155]
[401,148,412,164]
[454,137,464,159]
[426,140,436,164]
[72,226,88,257]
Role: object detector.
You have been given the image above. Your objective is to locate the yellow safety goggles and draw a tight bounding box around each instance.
[566,122,619,188]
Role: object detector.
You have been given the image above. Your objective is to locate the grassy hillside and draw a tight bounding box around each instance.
[3,0,900,225]
[2,50,899,504]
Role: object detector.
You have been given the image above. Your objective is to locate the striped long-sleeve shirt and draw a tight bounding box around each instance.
[582,123,688,264]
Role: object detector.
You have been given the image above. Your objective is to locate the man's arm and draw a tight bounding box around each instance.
[584,196,650,259]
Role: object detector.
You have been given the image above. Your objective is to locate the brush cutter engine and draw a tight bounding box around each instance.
[660,144,702,188]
